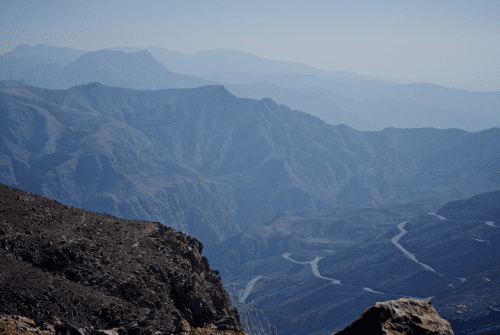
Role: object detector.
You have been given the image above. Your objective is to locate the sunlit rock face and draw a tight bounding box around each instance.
[334,298,454,335]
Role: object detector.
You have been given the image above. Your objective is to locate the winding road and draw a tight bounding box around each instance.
[239,275,264,303]
[392,214,497,276]
[282,253,311,265]
[391,221,443,275]
[486,221,499,227]
[281,252,431,300]
[310,257,341,284]
[232,213,497,304]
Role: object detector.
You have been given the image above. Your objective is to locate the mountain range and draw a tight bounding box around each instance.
[1,80,499,245]
[2,44,499,131]
[1,42,499,335]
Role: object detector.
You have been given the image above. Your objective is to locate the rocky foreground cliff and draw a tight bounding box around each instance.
[0,183,248,335]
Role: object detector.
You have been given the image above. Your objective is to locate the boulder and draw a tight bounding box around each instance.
[334,298,454,335]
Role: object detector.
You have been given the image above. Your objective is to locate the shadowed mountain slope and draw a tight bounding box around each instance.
[436,190,500,222]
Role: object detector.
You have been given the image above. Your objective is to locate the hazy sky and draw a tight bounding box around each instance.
[1,0,499,91]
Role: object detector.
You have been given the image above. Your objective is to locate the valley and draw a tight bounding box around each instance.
[0,43,499,335]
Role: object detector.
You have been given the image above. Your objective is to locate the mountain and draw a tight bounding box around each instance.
[0,81,243,248]
[5,45,499,132]
[222,82,376,131]
[108,47,500,132]
[0,182,247,334]
[435,190,500,222]
[4,44,88,67]
[205,71,500,132]
[55,49,214,90]
[1,80,499,243]
[1,80,498,334]
[0,49,214,91]
[110,47,410,83]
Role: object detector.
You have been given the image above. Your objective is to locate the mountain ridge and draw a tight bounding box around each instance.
[1,80,499,246]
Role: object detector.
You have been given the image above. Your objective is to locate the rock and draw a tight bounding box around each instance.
[0,314,138,335]
[0,183,245,334]
[181,319,191,332]
[334,298,454,335]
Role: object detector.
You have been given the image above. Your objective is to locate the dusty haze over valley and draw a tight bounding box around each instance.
[1,1,499,335]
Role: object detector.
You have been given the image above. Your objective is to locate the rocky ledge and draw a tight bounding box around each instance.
[334,298,454,335]
[0,183,248,335]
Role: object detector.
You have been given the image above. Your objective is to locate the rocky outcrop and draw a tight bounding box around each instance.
[0,183,248,335]
[334,298,454,335]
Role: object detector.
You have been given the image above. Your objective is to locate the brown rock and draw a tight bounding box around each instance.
[181,320,191,332]
[334,298,454,335]
[0,314,130,335]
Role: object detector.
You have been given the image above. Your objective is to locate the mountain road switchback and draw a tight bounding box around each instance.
[391,221,443,275]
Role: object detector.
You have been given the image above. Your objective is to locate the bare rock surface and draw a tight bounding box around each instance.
[0,183,246,334]
[334,298,454,335]
[0,314,252,335]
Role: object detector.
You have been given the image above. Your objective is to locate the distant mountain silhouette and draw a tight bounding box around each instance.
[4,44,87,67]
[223,82,376,131]
[0,48,214,91]
[56,49,214,90]
[205,71,500,132]
[3,45,499,131]
[110,46,409,83]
